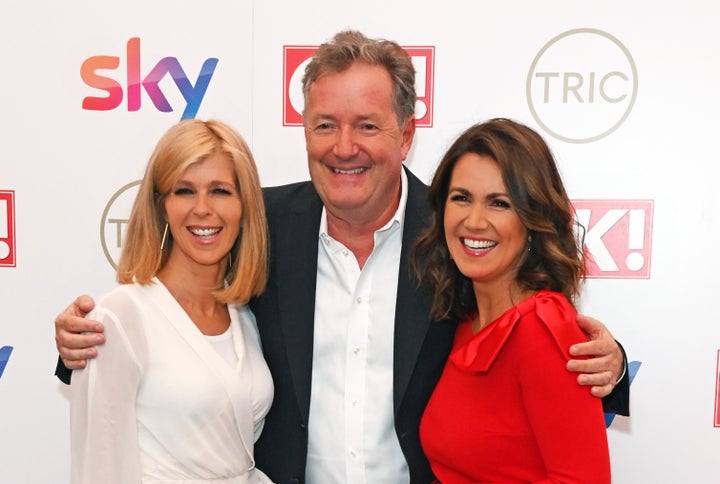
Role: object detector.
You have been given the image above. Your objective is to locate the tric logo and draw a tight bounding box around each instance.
[100,181,141,270]
[527,28,638,143]
[605,360,641,427]
[81,37,218,120]
[0,346,13,379]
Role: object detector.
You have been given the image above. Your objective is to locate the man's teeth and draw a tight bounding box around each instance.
[333,167,366,174]
[463,238,497,250]
[190,227,221,237]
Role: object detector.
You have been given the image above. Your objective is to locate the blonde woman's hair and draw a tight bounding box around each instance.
[118,119,268,304]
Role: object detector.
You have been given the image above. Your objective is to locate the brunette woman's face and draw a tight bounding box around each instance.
[444,153,527,288]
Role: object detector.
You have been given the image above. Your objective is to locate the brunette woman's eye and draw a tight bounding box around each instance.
[449,194,469,203]
[491,198,511,209]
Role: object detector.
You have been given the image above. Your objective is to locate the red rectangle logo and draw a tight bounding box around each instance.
[0,190,16,267]
[715,350,720,427]
[283,45,435,127]
[572,200,653,279]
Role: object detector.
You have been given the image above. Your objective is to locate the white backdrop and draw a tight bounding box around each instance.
[2,1,720,482]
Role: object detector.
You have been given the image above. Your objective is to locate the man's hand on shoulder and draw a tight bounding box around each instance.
[55,295,105,370]
[567,314,625,398]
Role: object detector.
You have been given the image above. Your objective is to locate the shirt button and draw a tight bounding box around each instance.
[350,450,358,458]
[353,347,360,355]
[352,400,358,407]
[342,249,348,256]
[356,296,362,304]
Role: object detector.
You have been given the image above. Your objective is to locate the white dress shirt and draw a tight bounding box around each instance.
[306,171,410,484]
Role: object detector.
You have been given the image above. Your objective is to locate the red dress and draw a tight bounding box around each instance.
[420,290,610,484]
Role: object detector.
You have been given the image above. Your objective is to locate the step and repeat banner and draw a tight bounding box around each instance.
[2,1,719,482]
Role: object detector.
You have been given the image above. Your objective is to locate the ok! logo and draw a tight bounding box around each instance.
[80,37,218,120]
[573,200,654,278]
[283,45,435,127]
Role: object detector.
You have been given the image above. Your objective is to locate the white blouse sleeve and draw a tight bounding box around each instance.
[69,291,145,484]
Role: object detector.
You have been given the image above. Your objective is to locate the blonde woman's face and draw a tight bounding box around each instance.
[163,153,242,271]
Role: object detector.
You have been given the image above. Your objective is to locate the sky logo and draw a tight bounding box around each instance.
[81,37,218,120]
[605,360,641,427]
[0,346,13,379]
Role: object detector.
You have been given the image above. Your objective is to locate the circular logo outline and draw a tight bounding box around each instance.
[100,180,141,270]
[527,28,638,144]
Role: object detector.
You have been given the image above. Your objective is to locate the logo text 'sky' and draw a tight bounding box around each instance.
[81,37,218,120]
[0,346,13,379]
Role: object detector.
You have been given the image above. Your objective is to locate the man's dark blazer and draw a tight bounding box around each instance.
[250,168,457,484]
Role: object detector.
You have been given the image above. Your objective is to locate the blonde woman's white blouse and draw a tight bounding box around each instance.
[69,278,274,483]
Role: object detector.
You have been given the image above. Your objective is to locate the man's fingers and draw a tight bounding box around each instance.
[74,295,96,314]
[56,330,105,351]
[569,338,614,357]
[575,313,606,337]
[67,317,103,335]
[59,343,99,367]
[575,370,614,388]
[576,370,615,398]
[61,356,89,371]
[567,356,607,374]
[55,313,103,334]
[590,382,614,399]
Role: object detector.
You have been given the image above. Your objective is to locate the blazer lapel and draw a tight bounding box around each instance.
[392,169,434,411]
[271,184,323,424]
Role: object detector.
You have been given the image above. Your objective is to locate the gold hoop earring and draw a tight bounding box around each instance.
[160,223,169,251]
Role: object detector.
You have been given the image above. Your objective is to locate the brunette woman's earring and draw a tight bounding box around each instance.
[160,223,169,251]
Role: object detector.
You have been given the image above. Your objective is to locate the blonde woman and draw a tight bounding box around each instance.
[69,120,273,483]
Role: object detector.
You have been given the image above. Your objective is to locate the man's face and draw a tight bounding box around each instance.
[303,62,415,227]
